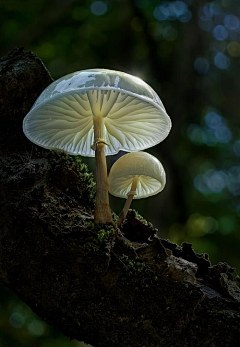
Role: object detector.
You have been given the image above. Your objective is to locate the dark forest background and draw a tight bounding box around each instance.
[0,0,240,346]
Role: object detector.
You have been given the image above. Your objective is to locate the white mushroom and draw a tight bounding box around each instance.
[23,69,171,224]
[108,152,166,227]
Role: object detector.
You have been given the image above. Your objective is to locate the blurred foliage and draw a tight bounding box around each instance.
[0,284,89,347]
[1,0,240,345]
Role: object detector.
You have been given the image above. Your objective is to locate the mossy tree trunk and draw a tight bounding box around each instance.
[0,48,240,347]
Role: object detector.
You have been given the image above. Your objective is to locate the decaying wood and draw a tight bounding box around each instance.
[0,48,240,347]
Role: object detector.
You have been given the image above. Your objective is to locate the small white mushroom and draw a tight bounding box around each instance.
[108,152,166,227]
[23,69,170,224]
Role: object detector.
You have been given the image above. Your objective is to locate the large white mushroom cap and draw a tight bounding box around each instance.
[108,152,166,199]
[23,69,171,157]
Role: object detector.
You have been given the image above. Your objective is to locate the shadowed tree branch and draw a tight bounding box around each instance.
[0,48,240,347]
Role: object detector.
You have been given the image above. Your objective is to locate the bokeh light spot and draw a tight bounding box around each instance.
[194,174,210,194]
[202,129,217,146]
[162,25,178,41]
[154,5,166,21]
[207,171,226,192]
[209,2,221,15]
[205,111,222,129]
[198,17,214,32]
[194,165,240,197]
[187,124,203,144]
[233,140,240,157]
[194,57,209,75]
[9,312,25,329]
[194,169,232,195]
[202,4,214,18]
[227,41,240,57]
[179,10,192,23]
[213,25,228,41]
[160,3,177,21]
[153,1,189,21]
[204,216,218,233]
[28,320,45,337]
[214,126,232,143]
[214,52,230,69]
[90,1,107,16]
[173,1,188,16]
[226,166,240,196]
[187,214,218,236]
[224,14,239,30]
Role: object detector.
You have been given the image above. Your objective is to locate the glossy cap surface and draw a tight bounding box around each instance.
[108,151,166,199]
[23,69,171,157]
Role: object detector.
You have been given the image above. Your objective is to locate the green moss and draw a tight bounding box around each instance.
[111,210,118,219]
[119,254,146,274]
[84,241,101,253]
[83,223,117,255]
[98,227,115,242]
[46,150,96,208]
[116,251,166,289]
[84,221,95,229]
[123,240,133,248]
[133,210,153,228]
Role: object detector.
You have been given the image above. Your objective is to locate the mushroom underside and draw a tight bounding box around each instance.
[23,89,170,156]
[109,174,163,199]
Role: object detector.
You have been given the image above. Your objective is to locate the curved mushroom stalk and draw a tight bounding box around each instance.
[117,175,139,227]
[93,115,112,224]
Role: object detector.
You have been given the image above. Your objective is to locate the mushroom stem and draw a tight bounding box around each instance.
[117,175,139,227]
[93,115,112,224]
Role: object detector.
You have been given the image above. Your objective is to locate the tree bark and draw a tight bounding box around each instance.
[0,48,240,347]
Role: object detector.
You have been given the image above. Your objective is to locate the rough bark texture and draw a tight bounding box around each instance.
[1,48,240,347]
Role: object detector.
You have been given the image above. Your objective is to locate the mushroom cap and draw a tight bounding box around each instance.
[23,69,171,157]
[108,152,166,199]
